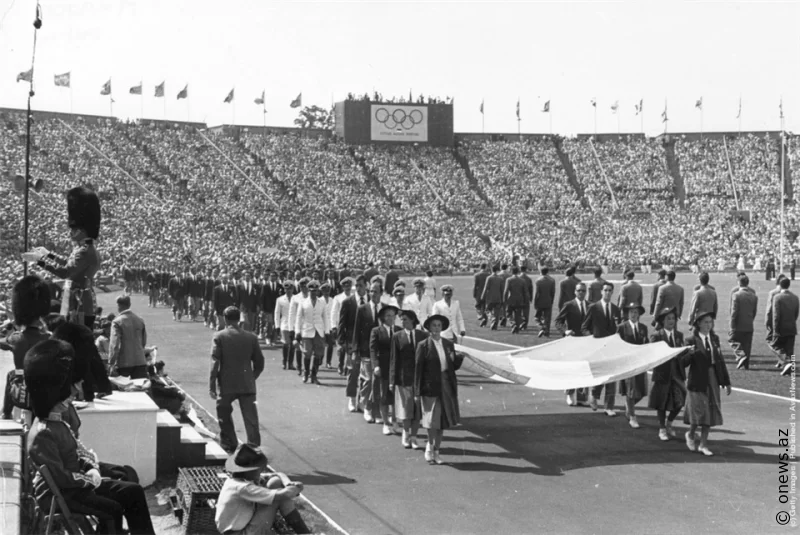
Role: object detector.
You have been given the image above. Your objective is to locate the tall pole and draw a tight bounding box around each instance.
[24,94,32,277]
[594,101,597,135]
[780,104,785,275]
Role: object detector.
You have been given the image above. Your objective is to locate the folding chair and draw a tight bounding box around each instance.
[33,465,102,535]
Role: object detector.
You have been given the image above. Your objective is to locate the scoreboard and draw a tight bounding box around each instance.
[334,100,454,147]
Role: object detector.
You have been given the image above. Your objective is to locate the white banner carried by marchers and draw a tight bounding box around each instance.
[456,335,689,391]
[370,104,428,142]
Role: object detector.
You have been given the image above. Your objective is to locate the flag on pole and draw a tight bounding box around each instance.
[129,83,142,95]
[254,90,265,105]
[591,97,596,108]
[779,98,784,119]
[100,79,111,95]
[54,72,70,88]
[695,97,703,110]
[542,101,550,113]
[516,98,520,120]
[661,104,668,123]
[177,84,188,100]
[154,82,165,98]
[409,88,413,102]
[224,88,234,103]
[290,92,302,108]
[479,99,484,114]
[610,101,619,114]
[16,69,32,83]
[736,97,741,119]
[635,99,643,115]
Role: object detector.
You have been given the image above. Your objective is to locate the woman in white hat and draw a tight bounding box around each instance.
[414,314,464,465]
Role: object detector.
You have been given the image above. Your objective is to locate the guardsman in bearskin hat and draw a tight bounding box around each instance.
[25,339,156,534]
[23,186,101,329]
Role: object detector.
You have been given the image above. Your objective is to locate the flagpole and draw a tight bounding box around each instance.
[70,85,73,115]
[664,99,668,134]
[640,104,644,135]
[780,98,785,275]
[738,96,742,135]
[140,79,144,120]
[549,105,552,134]
[594,101,597,135]
[617,109,620,134]
[109,95,113,117]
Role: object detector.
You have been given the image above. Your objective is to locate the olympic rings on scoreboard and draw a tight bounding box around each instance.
[374,107,424,130]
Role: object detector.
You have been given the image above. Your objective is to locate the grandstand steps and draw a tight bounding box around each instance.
[235,140,290,198]
[121,129,181,188]
[452,145,493,207]
[552,137,591,210]
[347,147,401,209]
[156,409,225,477]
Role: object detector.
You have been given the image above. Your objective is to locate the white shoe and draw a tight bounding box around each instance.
[782,363,794,376]
[410,437,420,450]
[658,428,669,441]
[685,431,697,452]
[604,409,617,417]
[666,423,677,438]
[347,397,357,413]
[566,394,576,407]
[424,444,434,463]
[433,449,443,465]
[698,446,714,456]
[364,412,375,424]
[375,418,385,425]
[401,431,411,448]
[382,424,393,436]
[628,416,640,429]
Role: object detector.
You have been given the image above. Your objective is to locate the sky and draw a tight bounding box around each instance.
[0,0,798,135]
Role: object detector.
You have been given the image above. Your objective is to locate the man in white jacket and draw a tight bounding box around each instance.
[273,282,295,370]
[295,280,330,385]
[431,284,466,343]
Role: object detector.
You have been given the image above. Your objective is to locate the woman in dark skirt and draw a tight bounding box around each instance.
[617,302,649,429]
[648,307,688,442]
[414,314,464,465]
[681,311,732,456]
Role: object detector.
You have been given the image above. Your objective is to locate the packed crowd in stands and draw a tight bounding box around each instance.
[1,109,799,304]
[345,91,451,105]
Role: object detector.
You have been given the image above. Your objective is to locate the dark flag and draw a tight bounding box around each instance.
[177,84,188,100]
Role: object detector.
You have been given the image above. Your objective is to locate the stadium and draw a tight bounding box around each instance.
[0,1,798,534]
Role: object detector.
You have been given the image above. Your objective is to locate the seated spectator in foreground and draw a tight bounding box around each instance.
[25,339,155,534]
[215,443,310,534]
[2,275,51,419]
[147,359,186,416]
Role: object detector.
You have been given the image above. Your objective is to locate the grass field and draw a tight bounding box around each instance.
[416,271,793,398]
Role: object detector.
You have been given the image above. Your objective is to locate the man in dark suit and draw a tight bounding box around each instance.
[203,268,218,329]
[209,306,265,453]
[323,267,340,296]
[481,265,505,330]
[109,295,148,379]
[370,305,401,435]
[384,265,400,297]
[473,263,490,324]
[772,277,799,376]
[260,271,282,345]
[338,262,352,281]
[534,267,556,338]
[352,282,382,421]
[765,274,786,346]
[617,270,643,320]
[653,270,685,325]
[363,262,379,284]
[237,271,261,333]
[340,276,368,411]
[729,275,758,370]
[558,266,581,311]
[212,273,238,331]
[555,282,590,406]
[688,271,718,326]
[649,269,667,315]
[587,268,606,304]
[168,271,187,322]
[581,281,621,416]
[503,267,530,334]
[520,266,534,330]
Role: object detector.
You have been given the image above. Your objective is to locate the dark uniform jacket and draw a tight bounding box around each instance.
[681,333,731,392]
[390,328,429,388]
[209,326,265,396]
[534,275,556,310]
[581,300,621,338]
[370,324,401,372]
[414,337,463,398]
